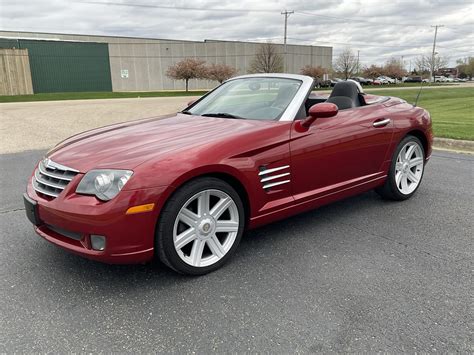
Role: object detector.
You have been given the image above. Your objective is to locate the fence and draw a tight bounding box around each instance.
[0,48,34,95]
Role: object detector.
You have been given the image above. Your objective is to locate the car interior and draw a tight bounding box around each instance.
[304,81,368,115]
[189,78,371,121]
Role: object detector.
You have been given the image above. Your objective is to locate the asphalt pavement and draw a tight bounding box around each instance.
[0,149,472,353]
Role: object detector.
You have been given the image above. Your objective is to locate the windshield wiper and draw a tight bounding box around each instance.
[201,113,244,119]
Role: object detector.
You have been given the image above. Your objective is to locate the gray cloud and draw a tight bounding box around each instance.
[0,0,472,66]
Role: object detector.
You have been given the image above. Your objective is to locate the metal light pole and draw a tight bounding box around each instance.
[281,10,294,73]
[357,50,360,75]
[430,25,444,82]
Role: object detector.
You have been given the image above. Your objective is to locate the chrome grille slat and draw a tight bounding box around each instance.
[263,180,291,189]
[258,165,290,176]
[34,170,69,189]
[33,179,62,198]
[259,165,291,191]
[33,158,78,199]
[38,162,75,181]
[260,172,290,183]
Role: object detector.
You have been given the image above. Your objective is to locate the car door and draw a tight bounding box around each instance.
[289,104,393,203]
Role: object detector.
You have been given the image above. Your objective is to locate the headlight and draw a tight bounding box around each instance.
[76,169,133,201]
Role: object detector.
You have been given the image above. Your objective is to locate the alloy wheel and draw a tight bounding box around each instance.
[394,141,424,195]
[173,189,240,267]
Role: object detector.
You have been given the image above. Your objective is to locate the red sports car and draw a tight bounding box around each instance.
[24,74,433,275]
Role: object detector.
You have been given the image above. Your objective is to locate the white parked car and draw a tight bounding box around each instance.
[433,76,448,82]
[380,76,395,84]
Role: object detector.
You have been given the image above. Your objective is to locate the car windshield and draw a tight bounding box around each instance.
[185,77,302,120]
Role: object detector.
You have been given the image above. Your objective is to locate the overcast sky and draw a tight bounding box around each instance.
[0,0,472,67]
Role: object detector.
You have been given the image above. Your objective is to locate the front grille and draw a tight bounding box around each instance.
[33,158,79,199]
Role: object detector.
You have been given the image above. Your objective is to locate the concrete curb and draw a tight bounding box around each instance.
[434,138,474,154]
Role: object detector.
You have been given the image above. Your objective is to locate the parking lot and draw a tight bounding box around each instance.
[0,98,472,352]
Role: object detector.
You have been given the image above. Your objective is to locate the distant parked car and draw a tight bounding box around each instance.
[350,77,373,85]
[378,76,395,84]
[433,76,448,82]
[404,76,422,83]
[314,78,332,88]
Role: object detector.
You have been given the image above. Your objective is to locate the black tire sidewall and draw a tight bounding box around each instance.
[156,177,245,275]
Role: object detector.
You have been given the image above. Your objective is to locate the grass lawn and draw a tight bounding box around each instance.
[366,87,474,141]
[1,86,472,140]
[0,90,209,103]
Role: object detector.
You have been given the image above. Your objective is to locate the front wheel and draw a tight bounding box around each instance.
[156,177,245,275]
[376,135,425,200]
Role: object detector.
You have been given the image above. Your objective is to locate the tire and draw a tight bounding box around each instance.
[156,177,245,275]
[376,135,425,201]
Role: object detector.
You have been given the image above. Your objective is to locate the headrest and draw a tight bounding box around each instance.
[329,81,361,99]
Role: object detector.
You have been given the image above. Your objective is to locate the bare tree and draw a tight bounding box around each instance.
[300,65,326,79]
[166,58,207,92]
[414,54,449,75]
[362,64,383,79]
[456,57,474,79]
[300,65,329,87]
[249,42,284,73]
[333,48,358,79]
[205,63,237,83]
[414,56,429,73]
[383,58,407,79]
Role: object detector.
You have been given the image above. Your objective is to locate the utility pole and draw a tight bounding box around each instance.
[357,50,360,75]
[430,25,444,83]
[281,10,294,73]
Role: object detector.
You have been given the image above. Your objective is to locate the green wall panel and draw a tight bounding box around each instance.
[0,38,19,48]
[19,40,112,93]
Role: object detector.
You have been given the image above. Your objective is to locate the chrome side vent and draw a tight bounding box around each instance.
[258,165,290,190]
[33,158,79,199]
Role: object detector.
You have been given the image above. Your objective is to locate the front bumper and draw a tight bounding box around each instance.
[25,179,168,264]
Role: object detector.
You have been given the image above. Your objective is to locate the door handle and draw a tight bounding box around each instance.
[373,118,391,128]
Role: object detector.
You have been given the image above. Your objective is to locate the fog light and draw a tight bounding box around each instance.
[91,235,106,251]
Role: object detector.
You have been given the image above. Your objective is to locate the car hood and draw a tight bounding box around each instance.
[48,114,273,172]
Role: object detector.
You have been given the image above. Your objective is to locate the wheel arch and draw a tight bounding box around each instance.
[197,172,251,226]
[405,129,429,157]
[162,166,252,226]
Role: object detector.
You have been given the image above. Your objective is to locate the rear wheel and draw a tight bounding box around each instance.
[156,177,245,275]
[376,135,425,200]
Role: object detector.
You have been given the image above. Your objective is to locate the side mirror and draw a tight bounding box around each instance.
[187,99,197,107]
[301,103,338,128]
